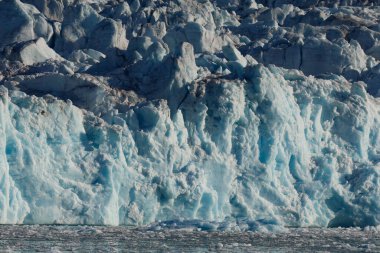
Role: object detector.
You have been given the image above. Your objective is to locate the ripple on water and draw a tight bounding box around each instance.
[0,225,379,252]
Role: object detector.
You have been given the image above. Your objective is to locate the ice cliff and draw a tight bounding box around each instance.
[0,0,379,230]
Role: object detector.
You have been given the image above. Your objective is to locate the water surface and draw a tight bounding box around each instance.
[0,225,378,252]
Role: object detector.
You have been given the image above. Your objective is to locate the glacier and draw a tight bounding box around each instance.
[0,0,379,230]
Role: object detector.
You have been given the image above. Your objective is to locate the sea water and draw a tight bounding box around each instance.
[0,225,379,252]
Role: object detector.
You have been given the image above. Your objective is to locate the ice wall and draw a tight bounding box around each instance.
[0,65,379,228]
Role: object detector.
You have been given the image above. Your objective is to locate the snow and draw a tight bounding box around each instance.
[0,0,379,230]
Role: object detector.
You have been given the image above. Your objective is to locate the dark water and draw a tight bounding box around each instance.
[0,225,379,252]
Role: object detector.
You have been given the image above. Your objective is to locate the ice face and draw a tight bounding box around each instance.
[0,0,379,230]
[0,65,379,228]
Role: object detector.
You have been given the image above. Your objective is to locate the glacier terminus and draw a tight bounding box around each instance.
[0,0,379,232]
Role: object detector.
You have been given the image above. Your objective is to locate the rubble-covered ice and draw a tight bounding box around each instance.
[0,0,379,230]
